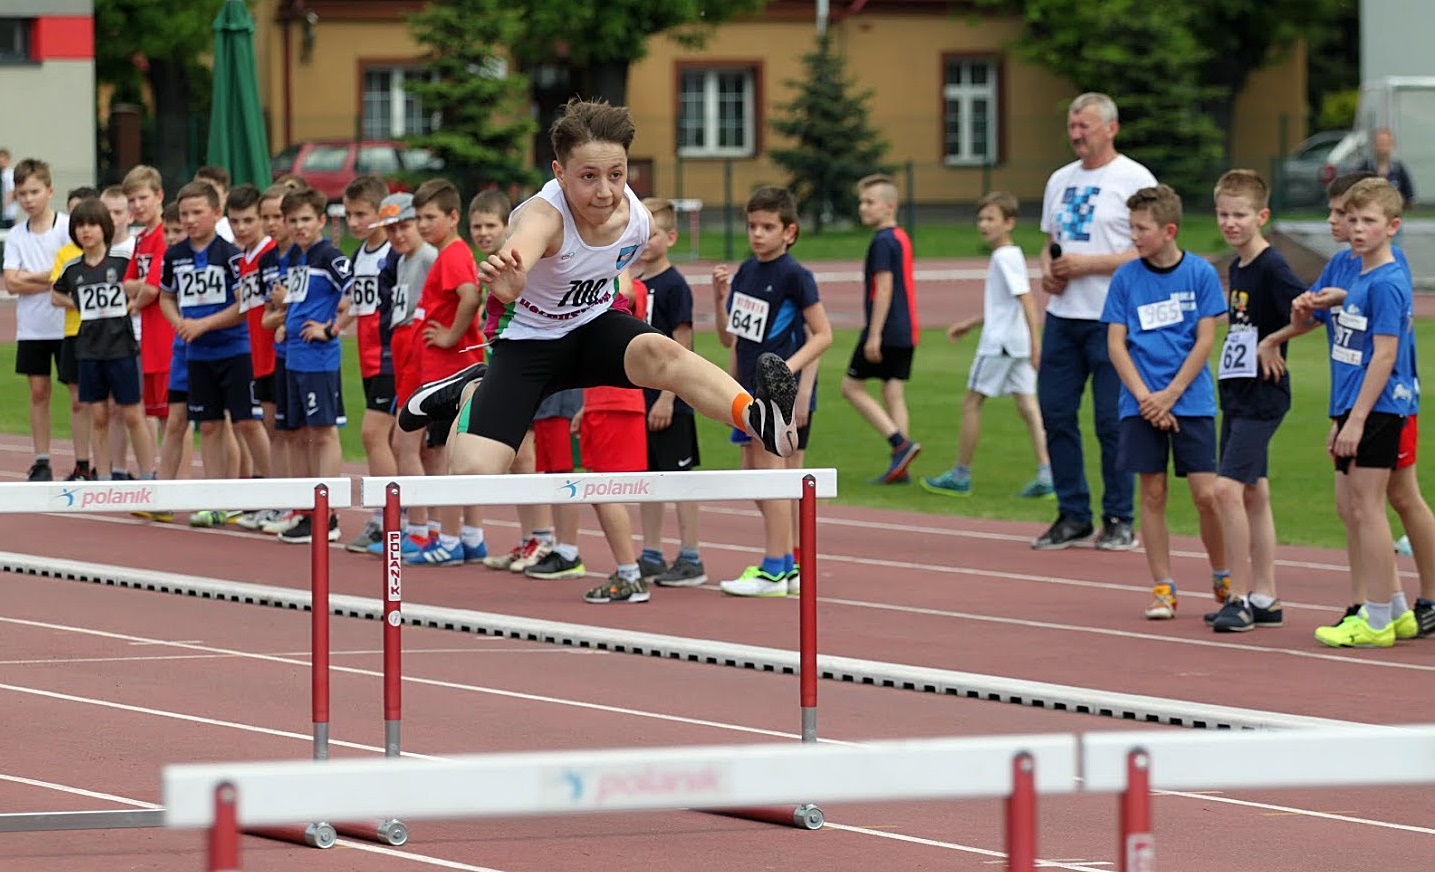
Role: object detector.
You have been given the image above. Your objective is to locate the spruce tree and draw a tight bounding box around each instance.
[769,33,892,232]
[404,0,539,191]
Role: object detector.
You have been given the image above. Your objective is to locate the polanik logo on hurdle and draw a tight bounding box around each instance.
[552,763,727,807]
[49,484,156,511]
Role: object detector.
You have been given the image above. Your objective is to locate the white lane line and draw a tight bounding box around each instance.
[0,648,593,667]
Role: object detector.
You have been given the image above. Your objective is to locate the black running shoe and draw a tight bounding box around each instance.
[1031,514,1094,550]
[1210,597,1254,633]
[397,362,487,433]
[745,352,798,457]
[1416,600,1435,638]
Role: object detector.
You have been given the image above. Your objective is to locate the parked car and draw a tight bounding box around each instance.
[271,140,444,202]
[1278,130,1351,210]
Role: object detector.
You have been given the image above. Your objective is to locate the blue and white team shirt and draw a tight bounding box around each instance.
[283,239,353,373]
[725,252,821,395]
[1312,247,1417,416]
[496,179,649,341]
[1040,155,1157,320]
[1326,260,1417,419]
[257,243,293,361]
[159,236,248,361]
[1100,253,1227,420]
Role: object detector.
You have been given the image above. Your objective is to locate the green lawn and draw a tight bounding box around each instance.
[5,322,1429,550]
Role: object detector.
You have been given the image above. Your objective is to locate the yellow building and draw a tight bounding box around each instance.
[251,0,1307,205]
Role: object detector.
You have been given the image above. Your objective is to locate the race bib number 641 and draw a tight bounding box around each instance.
[727,292,770,343]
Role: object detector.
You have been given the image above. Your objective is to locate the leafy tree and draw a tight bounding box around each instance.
[997,0,1223,201]
[95,0,226,184]
[404,0,539,191]
[768,33,892,232]
[512,0,768,105]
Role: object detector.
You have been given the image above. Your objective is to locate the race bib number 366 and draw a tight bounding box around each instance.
[727,292,770,343]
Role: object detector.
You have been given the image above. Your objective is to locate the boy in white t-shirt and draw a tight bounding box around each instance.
[2,158,72,481]
[922,191,1051,498]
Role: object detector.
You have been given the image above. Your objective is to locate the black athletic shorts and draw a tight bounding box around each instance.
[646,413,700,472]
[14,338,64,378]
[363,373,396,415]
[845,343,913,381]
[1333,411,1404,473]
[461,309,660,450]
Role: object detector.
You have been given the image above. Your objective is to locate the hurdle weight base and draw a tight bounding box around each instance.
[334,818,409,847]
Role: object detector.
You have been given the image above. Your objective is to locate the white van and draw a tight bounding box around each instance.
[1324,76,1435,203]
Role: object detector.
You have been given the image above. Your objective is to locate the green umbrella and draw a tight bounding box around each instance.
[207,0,271,188]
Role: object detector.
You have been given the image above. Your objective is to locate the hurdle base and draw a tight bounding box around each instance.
[334,818,409,846]
[244,821,337,849]
[706,804,825,830]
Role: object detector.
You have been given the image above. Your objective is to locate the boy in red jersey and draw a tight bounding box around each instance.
[122,165,172,428]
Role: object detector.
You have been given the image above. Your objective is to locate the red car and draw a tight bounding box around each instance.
[270,140,443,201]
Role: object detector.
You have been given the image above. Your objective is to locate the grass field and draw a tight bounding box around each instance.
[2,320,1429,550]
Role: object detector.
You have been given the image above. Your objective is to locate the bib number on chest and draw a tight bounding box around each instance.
[727,292,770,343]
[286,267,311,305]
[390,283,409,328]
[177,266,228,309]
[1218,328,1258,380]
[237,272,265,314]
[557,277,610,308]
[1331,308,1367,366]
[1136,294,1184,332]
[78,282,128,321]
[350,275,380,316]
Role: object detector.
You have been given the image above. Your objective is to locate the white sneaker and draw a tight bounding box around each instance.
[719,565,789,597]
[509,539,553,573]
[261,510,298,535]
[785,569,800,597]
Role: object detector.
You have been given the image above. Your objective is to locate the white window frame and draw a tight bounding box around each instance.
[678,68,756,159]
[362,66,437,139]
[943,58,998,167]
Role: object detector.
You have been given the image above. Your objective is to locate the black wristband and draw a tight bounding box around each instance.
[325,325,337,340]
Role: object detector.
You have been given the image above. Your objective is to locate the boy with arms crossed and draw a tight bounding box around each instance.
[842,174,920,484]
[51,198,156,480]
[1100,185,1227,620]
[1204,171,1305,632]
[922,191,1052,499]
[636,197,706,587]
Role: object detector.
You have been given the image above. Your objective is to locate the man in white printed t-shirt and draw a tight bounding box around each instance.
[1033,92,1157,552]
[2,157,72,481]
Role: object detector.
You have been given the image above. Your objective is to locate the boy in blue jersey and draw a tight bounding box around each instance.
[843,174,921,483]
[712,186,834,597]
[1100,185,1227,621]
[158,182,262,515]
[275,186,353,545]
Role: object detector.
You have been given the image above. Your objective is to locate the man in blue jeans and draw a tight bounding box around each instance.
[1034,93,1157,550]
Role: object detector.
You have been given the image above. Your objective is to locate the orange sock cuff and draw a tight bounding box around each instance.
[730,392,753,431]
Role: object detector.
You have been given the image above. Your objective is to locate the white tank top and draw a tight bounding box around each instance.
[498,179,649,340]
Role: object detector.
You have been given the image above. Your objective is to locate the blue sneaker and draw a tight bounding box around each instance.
[876,441,922,484]
[462,541,488,564]
[404,539,464,566]
[1017,479,1055,499]
[920,470,971,496]
[368,533,429,557]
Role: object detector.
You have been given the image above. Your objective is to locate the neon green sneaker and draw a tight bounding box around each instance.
[189,510,229,528]
[720,565,789,597]
[1314,614,1395,649]
[1392,609,1420,640]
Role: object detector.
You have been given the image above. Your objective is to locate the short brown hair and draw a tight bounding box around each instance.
[1343,177,1403,220]
[226,183,261,214]
[343,174,388,209]
[68,197,114,248]
[280,186,328,219]
[162,203,179,225]
[1213,169,1269,211]
[643,196,676,233]
[468,189,512,222]
[122,164,163,196]
[413,178,461,215]
[175,180,220,210]
[746,186,798,225]
[274,173,308,192]
[550,97,635,166]
[976,190,1019,220]
[1127,184,1183,228]
[100,185,126,202]
[14,157,51,188]
[857,174,898,204]
[1327,170,1377,199]
[262,183,294,204]
[195,165,231,190]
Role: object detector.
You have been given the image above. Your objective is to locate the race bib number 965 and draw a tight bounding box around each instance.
[176,266,228,309]
[1136,294,1183,332]
[727,292,770,343]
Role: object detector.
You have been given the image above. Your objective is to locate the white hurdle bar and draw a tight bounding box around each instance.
[167,725,1435,871]
[0,477,351,847]
[358,469,838,507]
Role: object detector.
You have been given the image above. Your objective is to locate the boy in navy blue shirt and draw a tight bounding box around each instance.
[712,186,833,597]
[158,181,258,515]
[1100,185,1227,621]
[1204,170,1305,632]
[276,186,353,545]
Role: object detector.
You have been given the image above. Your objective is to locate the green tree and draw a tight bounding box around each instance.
[513,0,768,105]
[768,33,892,233]
[94,0,225,184]
[404,0,539,191]
[1000,0,1223,201]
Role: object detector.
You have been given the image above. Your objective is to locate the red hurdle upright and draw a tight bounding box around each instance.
[1119,748,1154,872]
[1006,751,1037,872]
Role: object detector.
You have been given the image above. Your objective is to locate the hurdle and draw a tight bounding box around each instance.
[164,724,1435,870]
[0,477,348,848]
[361,469,837,830]
[166,732,1076,871]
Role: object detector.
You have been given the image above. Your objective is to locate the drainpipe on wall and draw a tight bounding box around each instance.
[279,0,297,146]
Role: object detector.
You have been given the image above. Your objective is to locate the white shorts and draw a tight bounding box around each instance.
[967,353,1036,398]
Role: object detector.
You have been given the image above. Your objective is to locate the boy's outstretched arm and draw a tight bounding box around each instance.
[478,199,561,304]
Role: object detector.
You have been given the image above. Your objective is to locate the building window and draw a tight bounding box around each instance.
[0,19,32,64]
[361,66,435,140]
[943,58,998,166]
[678,68,756,158]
